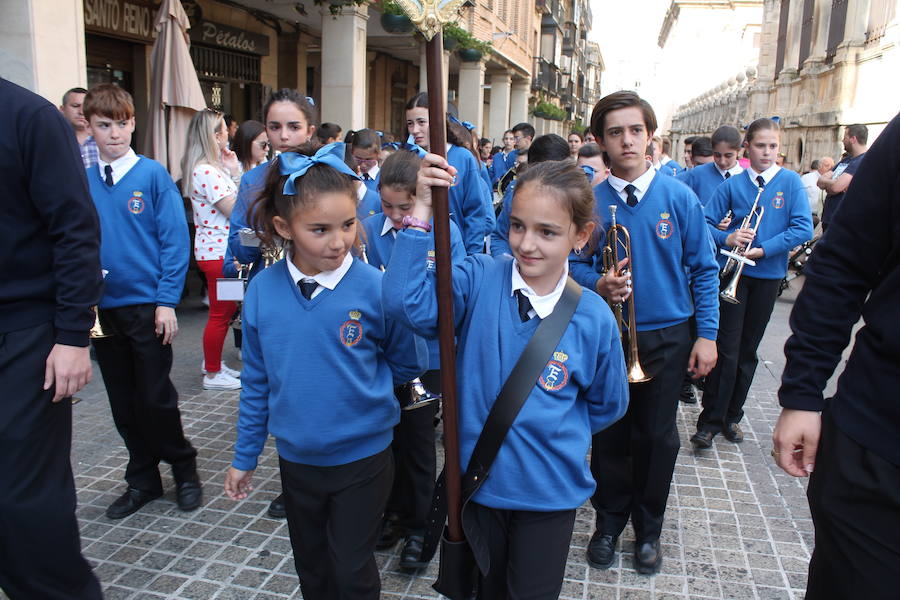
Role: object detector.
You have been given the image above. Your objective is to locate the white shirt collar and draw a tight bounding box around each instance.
[380,215,397,237]
[510,260,569,320]
[285,251,354,298]
[356,181,367,202]
[606,162,656,203]
[97,148,139,185]
[365,164,380,180]
[715,162,744,178]
[746,163,781,186]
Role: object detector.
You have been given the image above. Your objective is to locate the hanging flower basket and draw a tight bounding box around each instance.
[381,13,415,33]
[443,34,460,51]
[457,48,483,62]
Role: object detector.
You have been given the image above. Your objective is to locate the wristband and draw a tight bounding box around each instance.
[401,215,431,232]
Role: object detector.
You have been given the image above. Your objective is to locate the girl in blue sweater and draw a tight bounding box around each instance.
[383,158,629,598]
[224,140,427,600]
[406,92,492,254]
[691,118,813,449]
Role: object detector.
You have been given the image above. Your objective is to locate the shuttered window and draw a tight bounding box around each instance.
[775,0,791,75]
[825,0,848,63]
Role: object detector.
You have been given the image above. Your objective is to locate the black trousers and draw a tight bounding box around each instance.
[467,502,575,600]
[385,397,437,534]
[281,447,393,600]
[591,321,693,541]
[93,304,197,492]
[0,322,102,600]
[697,276,780,433]
[805,408,900,599]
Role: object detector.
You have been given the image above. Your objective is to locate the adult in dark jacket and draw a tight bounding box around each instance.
[0,78,103,599]
[773,111,900,599]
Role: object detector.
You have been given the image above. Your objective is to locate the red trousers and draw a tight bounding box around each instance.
[198,259,236,373]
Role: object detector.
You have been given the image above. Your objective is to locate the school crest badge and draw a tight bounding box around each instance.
[340,310,364,347]
[128,191,145,214]
[425,249,436,271]
[655,212,673,240]
[772,191,785,209]
[539,351,570,392]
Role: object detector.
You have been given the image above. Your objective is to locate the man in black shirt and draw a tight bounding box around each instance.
[818,123,868,231]
[0,78,103,599]
[774,112,899,599]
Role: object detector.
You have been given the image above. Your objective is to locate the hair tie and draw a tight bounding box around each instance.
[448,114,476,132]
[580,164,595,181]
[382,141,427,158]
[279,142,362,195]
[305,96,316,107]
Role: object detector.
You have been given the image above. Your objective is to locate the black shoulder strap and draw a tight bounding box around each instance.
[461,277,582,499]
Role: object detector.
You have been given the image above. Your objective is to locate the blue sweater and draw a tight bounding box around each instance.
[362,213,465,369]
[659,158,684,177]
[448,144,491,254]
[233,258,428,470]
[228,162,269,270]
[676,162,728,206]
[383,230,629,511]
[357,185,381,221]
[570,175,720,340]
[88,157,189,309]
[489,150,517,184]
[705,169,813,280]
[490,183,516,257]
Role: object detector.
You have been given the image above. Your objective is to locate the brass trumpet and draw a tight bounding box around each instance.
[602,205,650,383]
[90,306,109,339]
[260,241,284,269]
[719,184,765,304]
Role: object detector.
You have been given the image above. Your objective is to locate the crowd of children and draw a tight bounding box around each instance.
[52,78,817,599]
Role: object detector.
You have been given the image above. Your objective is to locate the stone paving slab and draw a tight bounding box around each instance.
[3,280,824,599]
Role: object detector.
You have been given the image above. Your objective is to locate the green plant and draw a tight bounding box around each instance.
[442,22,493,55]
[532,100,567,121]
[314,0,369,16]
[379,0,405,16]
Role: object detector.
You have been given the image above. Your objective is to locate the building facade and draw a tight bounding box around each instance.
[670,0,899,170]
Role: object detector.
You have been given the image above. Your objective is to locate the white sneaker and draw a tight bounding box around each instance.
[201,361,241,378]
[203,371,241,391]
[237,349,242,362]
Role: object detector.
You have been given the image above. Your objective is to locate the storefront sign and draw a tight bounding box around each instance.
[84,0,158,44]
[190,20,270,56]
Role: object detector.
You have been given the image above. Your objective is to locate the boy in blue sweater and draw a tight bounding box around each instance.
[570,91,720,574]
[225,141,427,600]
[384,158,628,598]
[691,118,813,449]
[677,125,744,206]
[83,84,200,519]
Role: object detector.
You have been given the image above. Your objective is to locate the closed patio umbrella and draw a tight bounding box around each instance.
[143,0,206,183]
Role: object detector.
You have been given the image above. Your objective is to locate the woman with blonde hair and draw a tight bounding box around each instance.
[182,109,242,390]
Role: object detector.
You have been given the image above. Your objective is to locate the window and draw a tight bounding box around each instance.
[825,0,848,63]
[774,0,791,75]
[798,0,815,67]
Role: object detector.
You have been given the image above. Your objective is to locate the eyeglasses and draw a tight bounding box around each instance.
[256,141,270,149]
[353,156,378,166]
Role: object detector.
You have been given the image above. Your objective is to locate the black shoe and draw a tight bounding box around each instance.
[106,486,163,519]
[634,539,662,575]
[690,430,715,449]
[399,534,429,569]
[723,423,744,443]
[680,380,697,404]
[176,480,203,512]
[586,531,617,569]
[376,513,403,550]
[267,493,286,519]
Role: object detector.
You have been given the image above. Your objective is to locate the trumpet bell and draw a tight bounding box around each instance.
[402,378,440,411]
[627,362,651,383]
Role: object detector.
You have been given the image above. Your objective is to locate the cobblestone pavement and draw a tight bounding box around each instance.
[6,275,832,600]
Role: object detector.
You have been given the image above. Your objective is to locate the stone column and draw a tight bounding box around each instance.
[0,0,86,102]
[457,60,485,135]
[780,0,804,78]
[806,0,833,64]
[509,78,530,127]
[842,0,872,47]
[321,5,369,130]
[488,72,511,145]
[418,42,450,104]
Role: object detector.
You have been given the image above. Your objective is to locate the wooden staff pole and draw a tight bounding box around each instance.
[425,33,463,543]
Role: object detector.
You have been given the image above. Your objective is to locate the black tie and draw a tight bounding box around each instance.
[298,278,318,300]
[363,173,371,181]
[756,175,765,190]
[724,172,731,180]
[515,290,533,322]
[104,164,114,187]
[624,184,638,207]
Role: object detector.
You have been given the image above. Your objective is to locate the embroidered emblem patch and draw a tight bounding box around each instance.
[340,310,364,347]
[425,249,436,271]
[655,212,673,239]
[128,191,145,214]
[539,351,570,392]
[772,191,785,209]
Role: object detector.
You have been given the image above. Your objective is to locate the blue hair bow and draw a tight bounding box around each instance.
[580,164,595,181]
[382,141,427,158]
[279,142,361,195]
[448,114,476,132]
